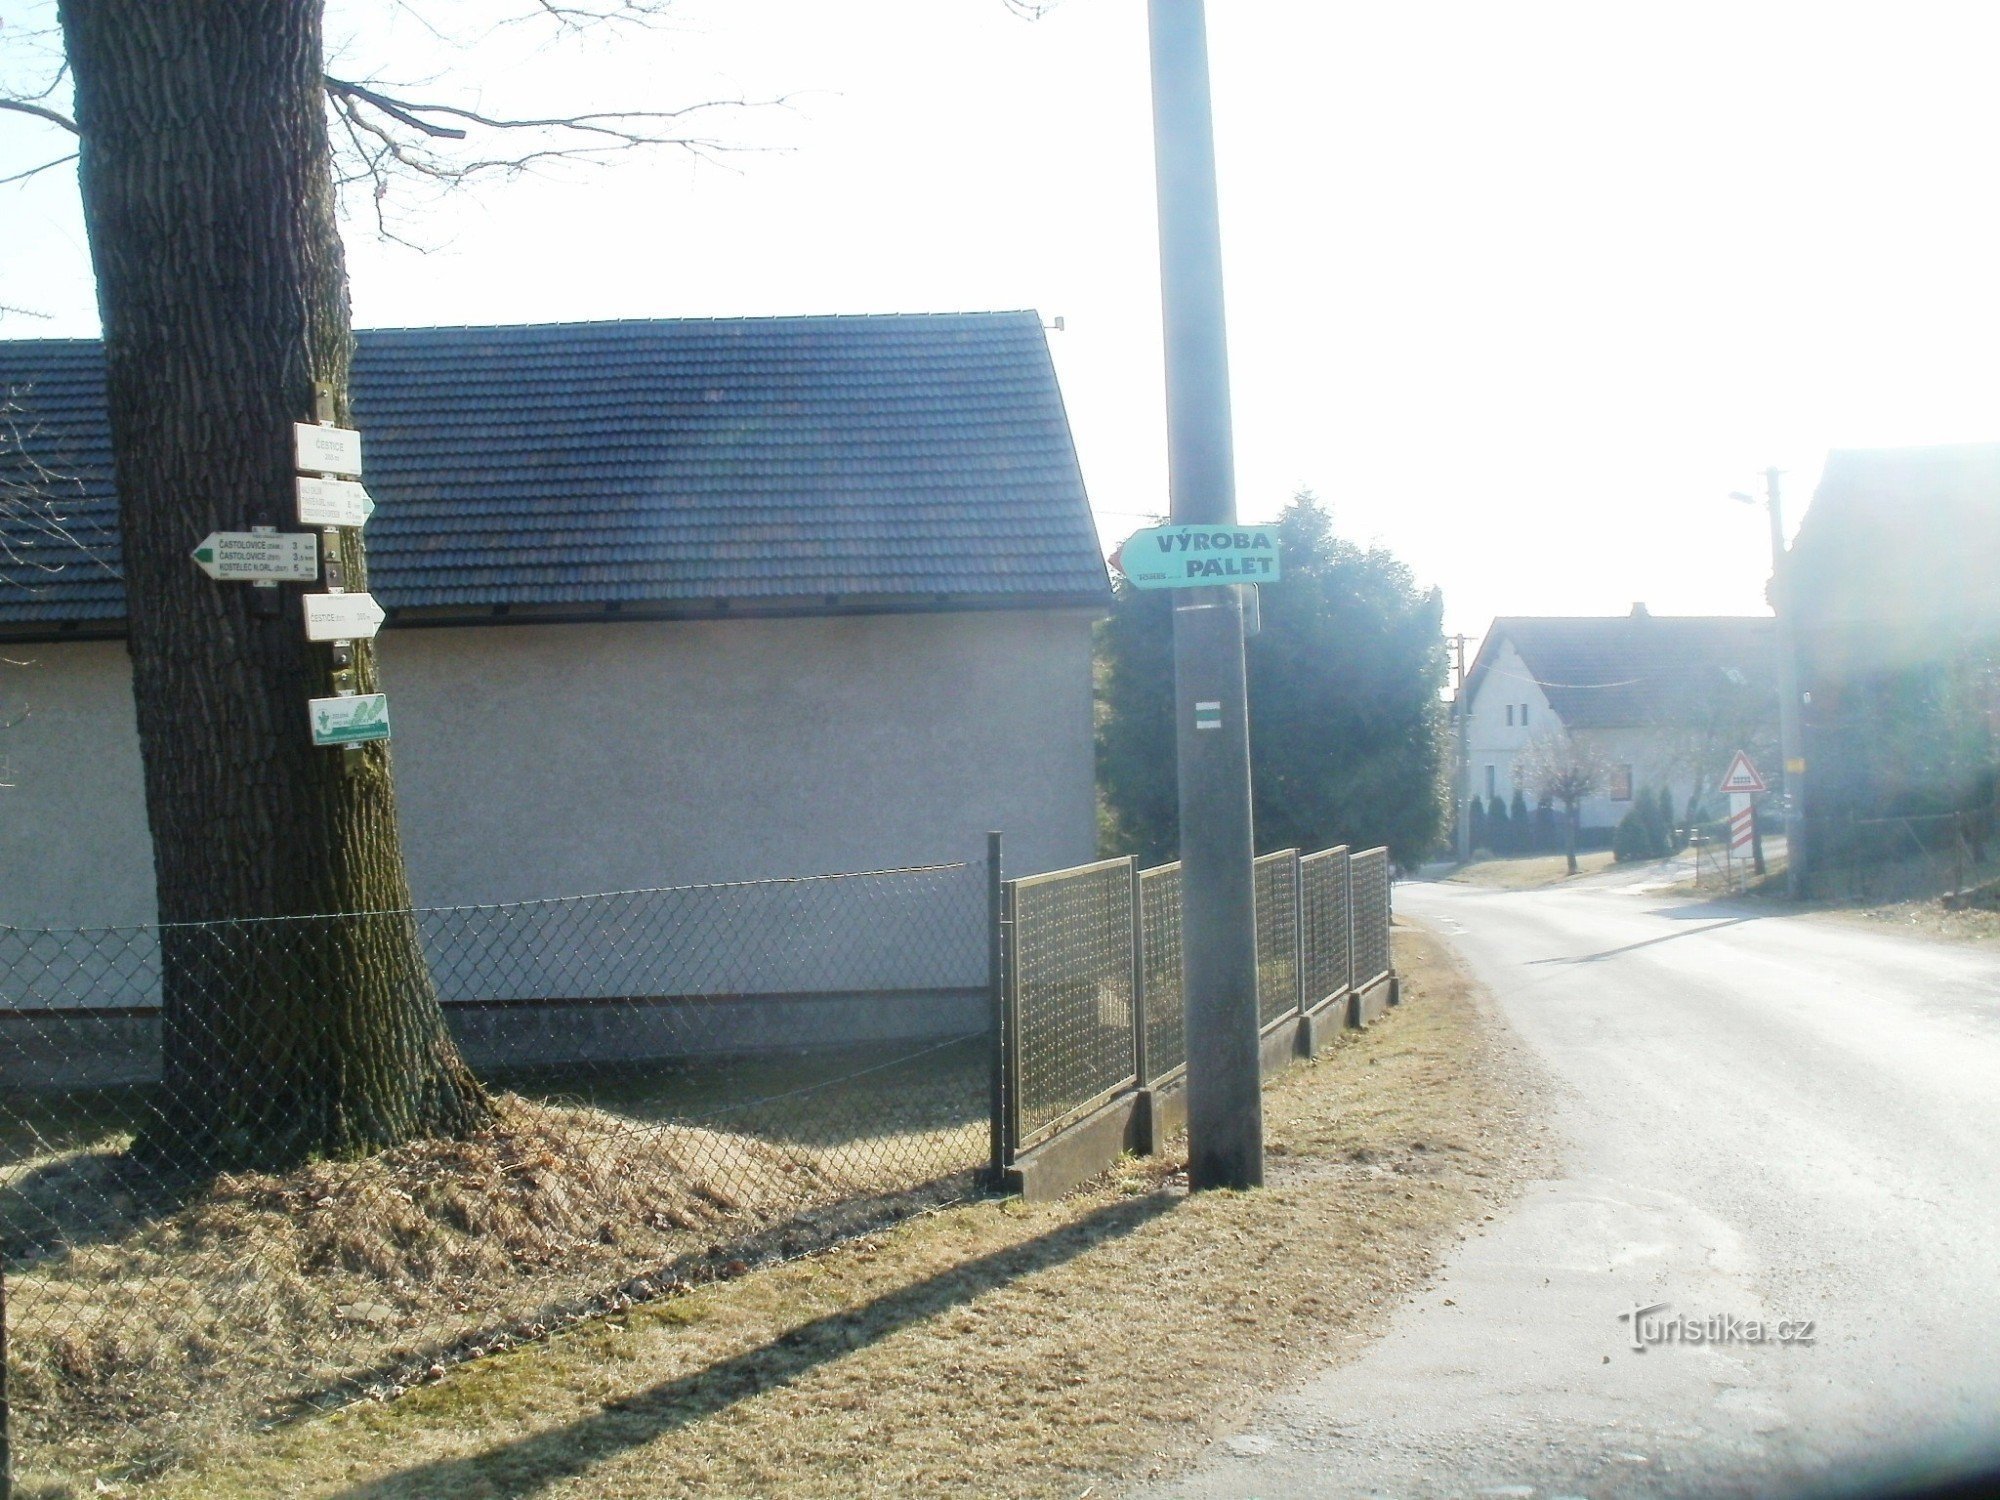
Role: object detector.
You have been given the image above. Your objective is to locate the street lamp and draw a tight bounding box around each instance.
[1732,468,1807,898]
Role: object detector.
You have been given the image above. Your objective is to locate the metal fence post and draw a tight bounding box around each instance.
[1290,851,1305,1020]
[987,832,1006,1186]
[2,1258,10,1500]
[1130,857,1148,1093]
[1001,879,1022,1170]
[1342,850,1356,1000]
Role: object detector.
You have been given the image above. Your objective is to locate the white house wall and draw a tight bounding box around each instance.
[1464,638,1556,814]
[0,641,156,927]
[386,610,1097,901]
[1465,637,1737,833]
[0,608,1098,930]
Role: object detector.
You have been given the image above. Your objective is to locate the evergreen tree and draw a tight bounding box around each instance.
[1098,493,1448,867]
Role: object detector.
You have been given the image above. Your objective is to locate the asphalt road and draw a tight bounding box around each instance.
[1141,879,2000,1500]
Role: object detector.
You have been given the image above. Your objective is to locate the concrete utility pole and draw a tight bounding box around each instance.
[1449,633,1475,864]
[1146,0,1262,1191]
[1764,467,1809,898]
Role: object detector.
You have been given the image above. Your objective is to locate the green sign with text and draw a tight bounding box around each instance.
[308,693,390,747]
[1113,524,1281,589]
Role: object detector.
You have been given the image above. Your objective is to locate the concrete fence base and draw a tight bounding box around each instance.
[1001,968,1403,1202]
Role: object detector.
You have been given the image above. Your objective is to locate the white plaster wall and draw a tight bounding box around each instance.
[0,641,156,927]
[386,610,1098,902]
[0,609,1099,928]
[1573,727,1701,831]
[1464,638,1555,813]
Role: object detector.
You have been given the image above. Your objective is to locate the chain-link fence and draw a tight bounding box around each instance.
[0,863,988,1493]
[1350,847,1392,988]
[1810,809,2000,904]
[997,843,1394,1169]
[1298,846,1351,1011]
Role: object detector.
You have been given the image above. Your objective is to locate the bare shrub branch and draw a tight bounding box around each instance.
[0,389,117,584]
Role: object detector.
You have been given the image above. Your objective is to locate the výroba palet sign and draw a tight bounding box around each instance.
[1112,524,1281,589]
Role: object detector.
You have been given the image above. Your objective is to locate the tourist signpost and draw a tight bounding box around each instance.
[189,530,318,583]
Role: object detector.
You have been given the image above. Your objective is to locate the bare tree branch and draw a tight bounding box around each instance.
[325,75,467,140]
[0,151,77,188]
[0,96,76,133]
[321,70,782,206]
[0,389,119,585]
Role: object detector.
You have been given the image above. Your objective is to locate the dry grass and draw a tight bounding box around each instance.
[1445,850,1616,889]
[1663,850,2000,946]
[1817,883,2000,945]
[133,924,1549,1500]
[8,1085,979,1492]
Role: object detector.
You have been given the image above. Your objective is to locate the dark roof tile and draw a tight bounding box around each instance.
[0,312,1109,628]
[1469,612,1775,729]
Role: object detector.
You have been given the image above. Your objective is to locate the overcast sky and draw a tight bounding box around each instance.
[5,1,1999,647]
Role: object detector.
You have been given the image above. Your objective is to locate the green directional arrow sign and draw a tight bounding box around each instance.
[309,693,391,747]
[296,476,375,528]
[190,530,319,582]
[1112,524,1281,589]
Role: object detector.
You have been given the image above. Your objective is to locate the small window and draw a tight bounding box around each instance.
[1485,765,1497,799]
[1505,705,1514,726]
[1610,765,1633,801]
[1521,702,1530,726]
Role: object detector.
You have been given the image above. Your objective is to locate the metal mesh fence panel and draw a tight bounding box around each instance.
[1137,862,1184,1088]
[1351,846,1393,986]
[0,863,987,1492]
[1253,850,1300,1032]
[1006,859,1136,1151]
[1299,846,1351,1010]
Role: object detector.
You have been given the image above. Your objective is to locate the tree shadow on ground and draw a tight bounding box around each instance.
[328,1189,1183,1500]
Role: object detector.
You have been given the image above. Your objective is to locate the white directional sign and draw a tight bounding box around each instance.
[301,591,386,641]
[293,422,363,477]
[1718,750,1768,794]
[308,693,391,747]
[296,476,375,528]
[190,531,319,582]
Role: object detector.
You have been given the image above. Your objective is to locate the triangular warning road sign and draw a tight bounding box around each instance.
[1718,750,1768,794]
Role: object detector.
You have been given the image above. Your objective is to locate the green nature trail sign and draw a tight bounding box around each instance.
[308,693,391,747]
[1113,524,1281,589]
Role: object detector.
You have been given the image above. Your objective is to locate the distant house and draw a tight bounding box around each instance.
[1788,443,2000,836]
[0,312,1111,929]
[1461,607,1777,837]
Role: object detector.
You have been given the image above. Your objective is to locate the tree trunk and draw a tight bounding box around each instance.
[59,0,491,1169]
[1563,803,1579,875]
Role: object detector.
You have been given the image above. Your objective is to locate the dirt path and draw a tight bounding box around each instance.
[150,925,1546,1500]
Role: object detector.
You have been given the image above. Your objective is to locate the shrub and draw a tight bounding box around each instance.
[1614,804,1658,862]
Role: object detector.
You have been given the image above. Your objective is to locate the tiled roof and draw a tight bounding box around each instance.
[0,312,1110,629]
[1469,612,1775,729]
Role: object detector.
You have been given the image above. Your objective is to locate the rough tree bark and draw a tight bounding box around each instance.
[58,0,491,1169]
